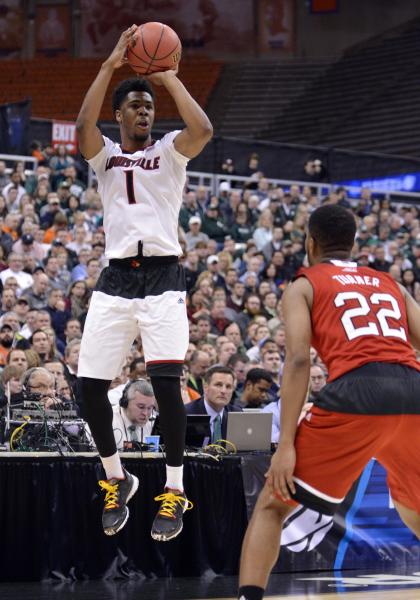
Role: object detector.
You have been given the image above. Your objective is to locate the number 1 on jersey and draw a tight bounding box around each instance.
[124,169,136,205]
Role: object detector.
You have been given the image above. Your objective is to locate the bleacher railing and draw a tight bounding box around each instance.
[185,171,420,205]
[1,153,418,206]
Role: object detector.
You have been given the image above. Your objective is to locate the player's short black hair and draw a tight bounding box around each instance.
[112,78,155,113]
[308,205,356,254]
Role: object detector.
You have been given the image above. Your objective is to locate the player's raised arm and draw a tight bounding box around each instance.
[76,25,137,160]
[398,283,420,350]
[146,68,213,159]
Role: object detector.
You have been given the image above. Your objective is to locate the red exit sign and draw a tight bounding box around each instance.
[311,0,338,13]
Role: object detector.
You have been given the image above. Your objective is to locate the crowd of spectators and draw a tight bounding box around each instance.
[0,144,419,446]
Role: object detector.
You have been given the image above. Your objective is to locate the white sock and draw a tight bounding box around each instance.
[101,452,124,480]
[165,465,184,492]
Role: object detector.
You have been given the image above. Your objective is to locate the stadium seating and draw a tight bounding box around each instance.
[262,17,420,156]
[0,57,222,122]
[206,58,332,138]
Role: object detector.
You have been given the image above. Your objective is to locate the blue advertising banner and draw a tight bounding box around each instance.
[241,456,419,573]
[337,173,420,194]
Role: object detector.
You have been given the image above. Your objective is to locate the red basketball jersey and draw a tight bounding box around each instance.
[298,260,420,381]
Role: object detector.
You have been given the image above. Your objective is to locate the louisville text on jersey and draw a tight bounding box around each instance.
[105,155,161,171]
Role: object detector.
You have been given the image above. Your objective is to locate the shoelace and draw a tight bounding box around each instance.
[154,492,193,519]
[98,480,120,510]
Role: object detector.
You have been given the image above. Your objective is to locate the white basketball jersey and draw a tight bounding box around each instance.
[87,130,188,259]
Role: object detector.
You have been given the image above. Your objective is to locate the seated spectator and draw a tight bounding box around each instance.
[253,209,273,251]
[32,309,52,332]
[261,290,278,320]
[6,348,29,371]
[49,144,75,188]
[21,270,50,310]
[187,350,211,397]
[179,190,200,232]
[369,244,392,272]
[185,366,242,444]
[401,268,420,298]
[44,255,69,291]
[239,368,273,409]
[308,364,327,403]
[197,341,217,364]
[261,227,284,263]
[19,308,39,340]
[0,253,33,290]
[84,257,101,290]
[43,326,65,359]
[12,233,46,263]
[272,325,286,361]
[260,348,282,402]
[30,328,51,364]
[209,298,233,335]
[71,248,91,281]
[185,216,209,251]
[227,353,250,405]
[65,279,90,319]
[15,296,30,330]
[63,318,82,344]
[231,204,253,244]
[226,281,246,313]
[183,249,202,292]
[201,202,228,244]
[2,170,26,209]
[63,338,80,384]
[44,359,65,381]
[246,326,271,361]
[112,379,156,450]
[39,192,63,227]
[43,212,69,245]
[21,366,63,410]
[66,224,92,255]
[206,254,226,289]
[0,288,17,316]
[181,365,200,404]
[221,189,242,228]
[224,321,246,353]
[0,324,14,366]
[0,364,24,406]
[235,294,262,337]
[195,314,217,344]
[45,288,71,343]
[217,340,237,367]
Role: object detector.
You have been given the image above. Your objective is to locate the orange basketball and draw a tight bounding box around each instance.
[127,22,182,75]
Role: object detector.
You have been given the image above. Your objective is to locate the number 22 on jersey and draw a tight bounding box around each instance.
[334,291,407,341]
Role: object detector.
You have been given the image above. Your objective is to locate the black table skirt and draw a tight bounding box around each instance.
[0,454,248,581]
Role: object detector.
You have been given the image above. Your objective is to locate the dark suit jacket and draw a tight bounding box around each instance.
[185,397,242,439]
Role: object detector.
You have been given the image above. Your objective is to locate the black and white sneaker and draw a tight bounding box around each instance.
[98,468,139,536]
[151,488,193,542]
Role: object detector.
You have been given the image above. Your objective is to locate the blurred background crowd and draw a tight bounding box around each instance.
[0,144,418,433]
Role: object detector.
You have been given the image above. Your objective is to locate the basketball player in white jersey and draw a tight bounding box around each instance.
[76,25,212,540]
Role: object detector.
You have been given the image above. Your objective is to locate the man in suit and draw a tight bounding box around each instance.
[185,365,242,443]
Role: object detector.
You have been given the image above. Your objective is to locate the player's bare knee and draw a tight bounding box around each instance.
[255,483,294,520]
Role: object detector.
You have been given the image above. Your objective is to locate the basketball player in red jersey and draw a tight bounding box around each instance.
[76,26,212,540]
[238,204,420,600]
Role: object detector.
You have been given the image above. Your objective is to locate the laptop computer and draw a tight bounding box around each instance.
[226,412,272,452]
[152,414,211,448]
